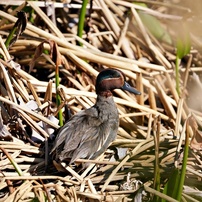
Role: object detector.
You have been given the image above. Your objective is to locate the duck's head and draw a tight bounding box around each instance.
[96,69,141,96]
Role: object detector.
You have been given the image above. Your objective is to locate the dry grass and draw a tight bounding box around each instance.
[0,0,202,201]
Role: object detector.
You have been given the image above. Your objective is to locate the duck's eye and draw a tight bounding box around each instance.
[113,72,121,78]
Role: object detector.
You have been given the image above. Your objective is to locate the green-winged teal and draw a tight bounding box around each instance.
[51,68,141,164]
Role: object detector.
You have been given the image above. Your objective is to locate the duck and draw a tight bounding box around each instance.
[50,68,141,165]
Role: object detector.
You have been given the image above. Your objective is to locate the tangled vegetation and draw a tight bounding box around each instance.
[0,0,202,201]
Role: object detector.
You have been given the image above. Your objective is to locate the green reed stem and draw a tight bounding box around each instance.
[175,56,180,96]
[77,0,88,46]
[4,26,17,49]
[176,126,189,201]
[55,68,63,127]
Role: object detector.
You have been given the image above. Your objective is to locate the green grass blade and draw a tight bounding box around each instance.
[0,147,23,176]
[4,26,17,49]
[176,26,191,59]
[162,168,180,201]
[55,70,63,127]
[77,0,88,46]
[175,56,181,95]
[135,3,172,44]
[176,124,189,201]
[5,11,27,49]
[175,24,190,96]
[153,117,161,202]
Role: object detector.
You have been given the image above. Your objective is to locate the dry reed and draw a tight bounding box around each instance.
[0,0,202,201]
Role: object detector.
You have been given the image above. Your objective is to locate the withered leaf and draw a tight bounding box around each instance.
[8,11,27,49]
[49,40,62,69]
[190,129,202,150]
[29,40,62,73]
[188,116,202,150]
[29,42,45,73]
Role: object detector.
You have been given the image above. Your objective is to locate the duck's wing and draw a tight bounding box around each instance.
[50,110,92,158]
[51,107,102,161]
[51,106,118,164]
[89,121,118,160]
[69,119,118,164]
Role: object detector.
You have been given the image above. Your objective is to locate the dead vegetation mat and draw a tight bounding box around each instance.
[0,0,202,201]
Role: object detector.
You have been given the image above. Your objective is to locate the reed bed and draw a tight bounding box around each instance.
[0,0,202,201]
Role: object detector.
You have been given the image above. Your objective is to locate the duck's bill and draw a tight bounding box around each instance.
[121,82,141,95]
